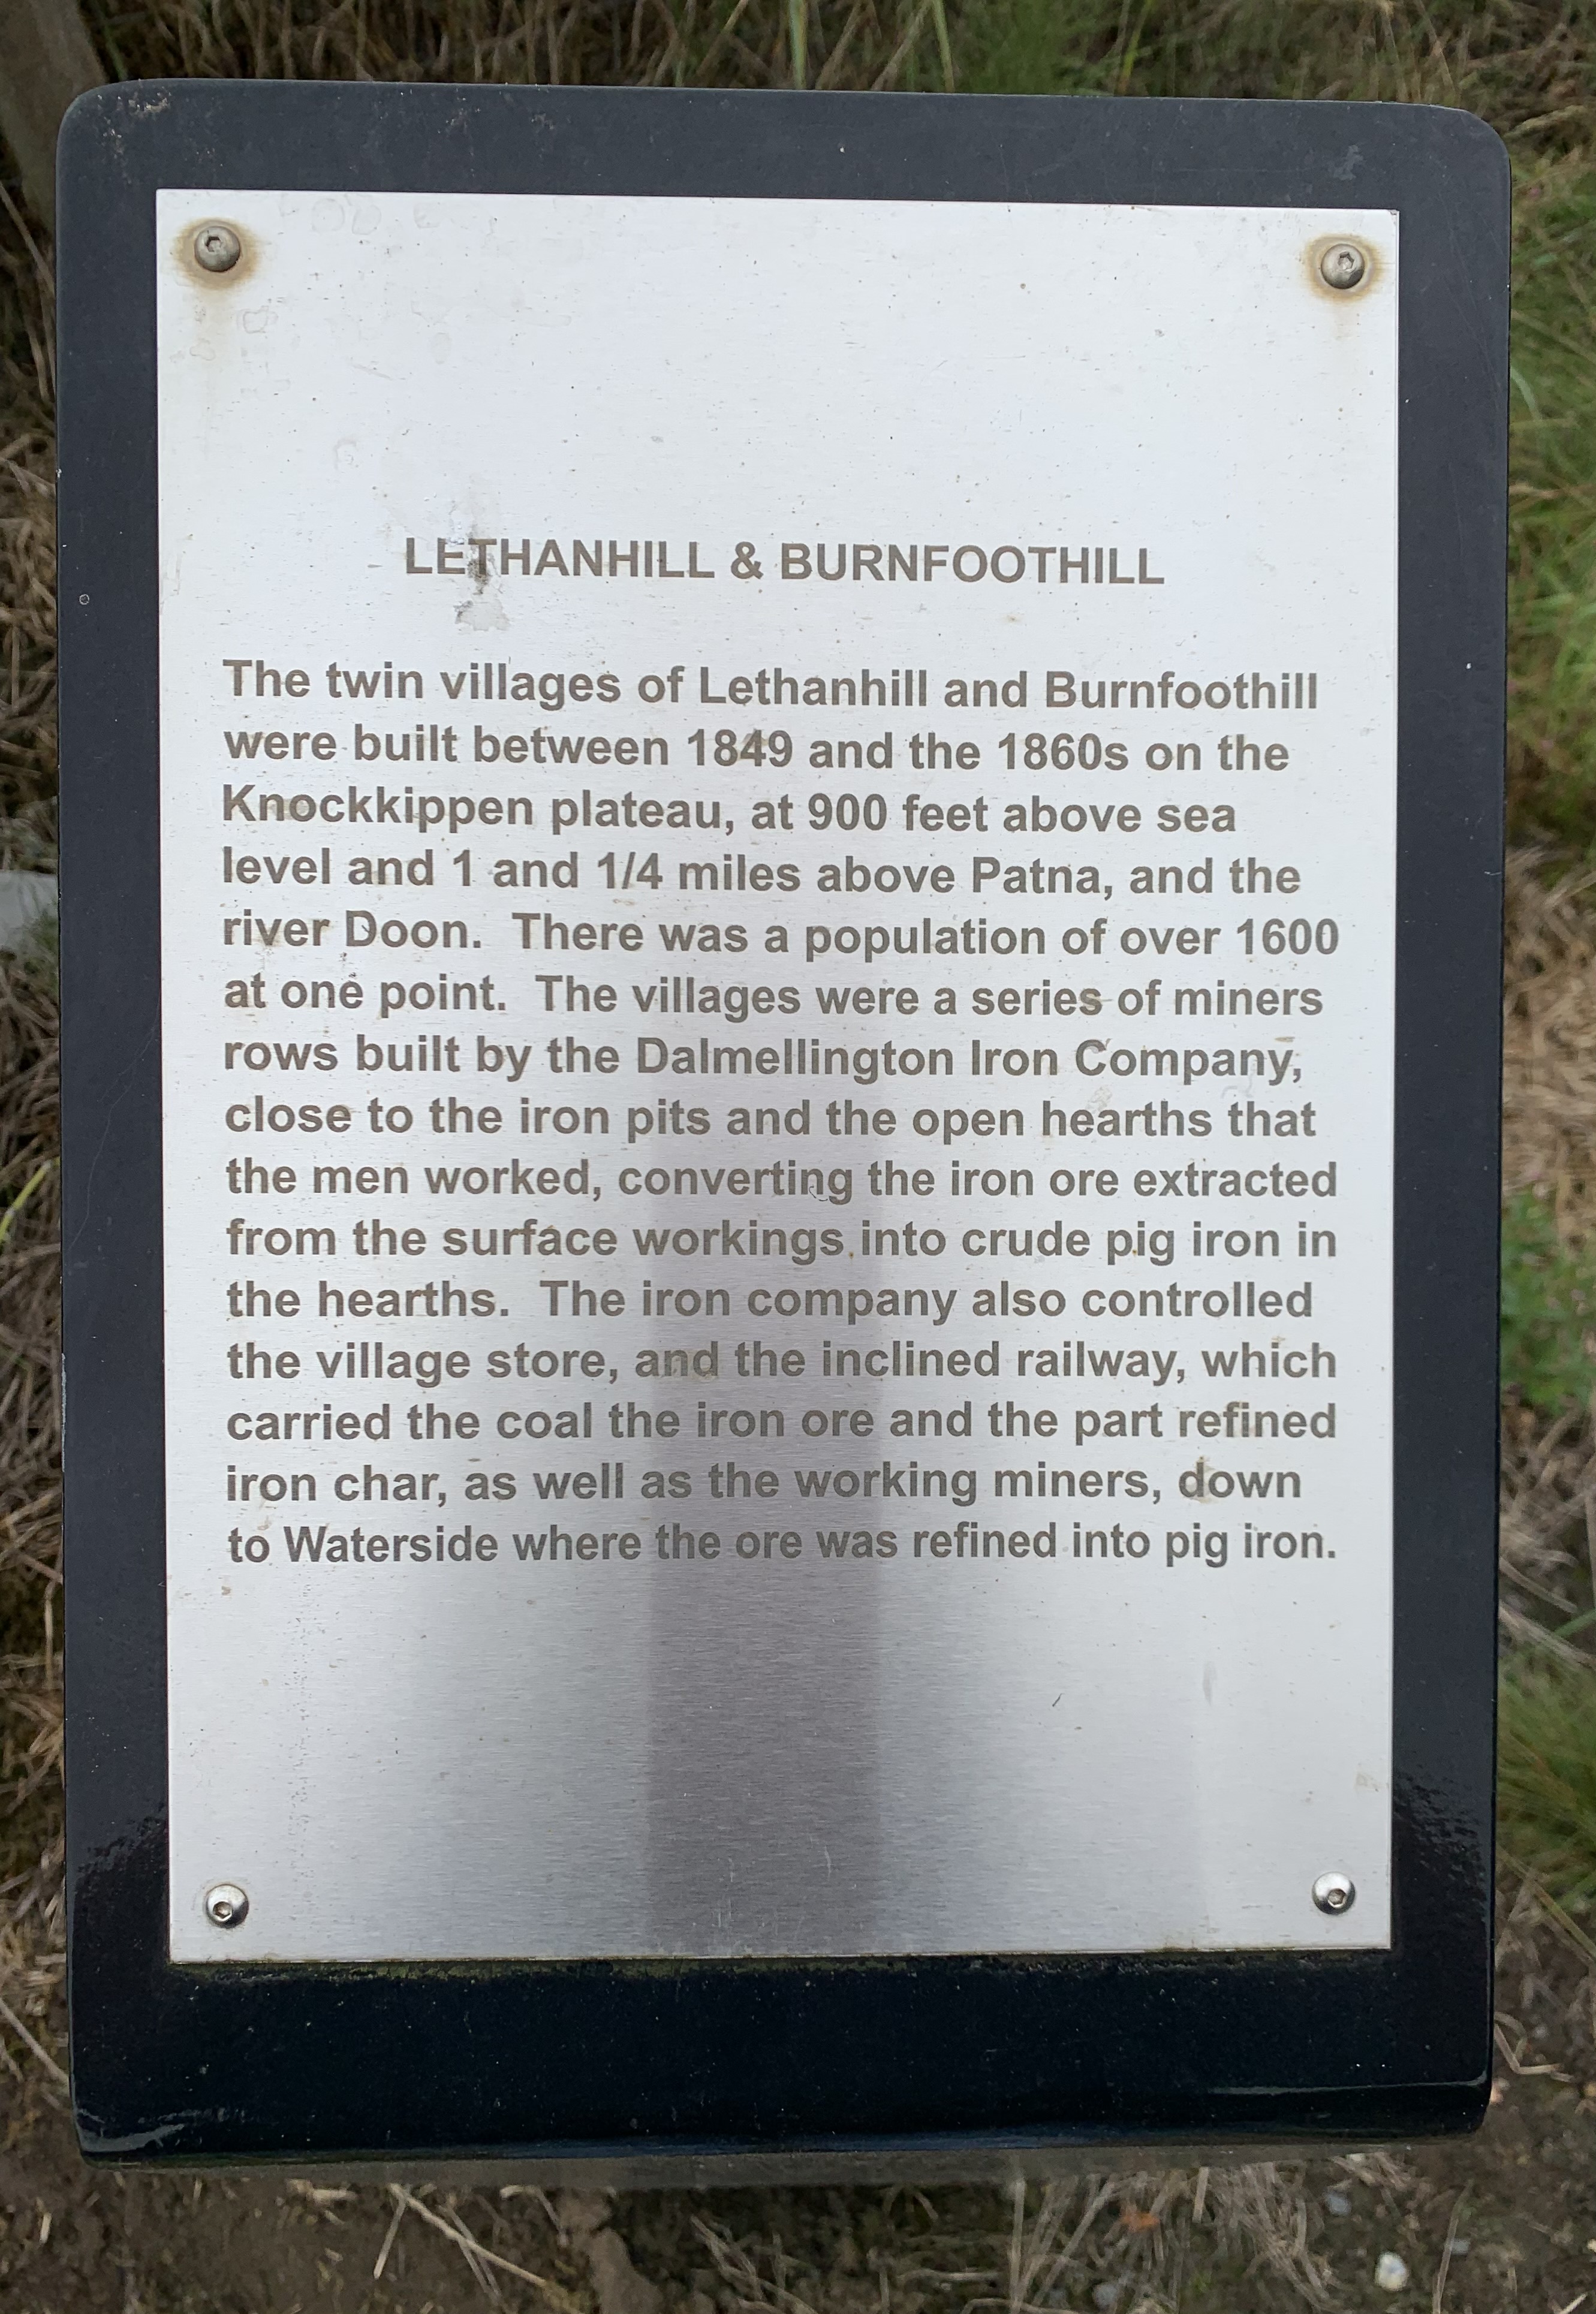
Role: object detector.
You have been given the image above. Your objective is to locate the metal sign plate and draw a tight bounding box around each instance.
[158,191,1396,1963]
[62,83,1504,2161]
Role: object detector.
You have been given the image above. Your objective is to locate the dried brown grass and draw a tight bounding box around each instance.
[0,188,53,830]
[71,0,1596,132]
[1499,850,1596,1640]
[84,0,953,94]
[0,94,63,2111]
[0,929,61,2110]
[1504,845,1596,1241]
[683,2159,1389,2314]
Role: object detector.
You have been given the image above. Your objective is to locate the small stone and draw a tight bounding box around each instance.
[585,2230,663,2314]
[1092,2286,1123,2311]
[1374,2252,1410,2293]
[1323,2189,1353,2217]
[1450,2239,1469,2258]
[553,2190,611,2240]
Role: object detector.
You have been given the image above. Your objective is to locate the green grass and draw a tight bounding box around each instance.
[1508,156,1596,842]
[1501,1189,1596,1411]
[959,0,1590,117]
[1500,1655,1596,1910]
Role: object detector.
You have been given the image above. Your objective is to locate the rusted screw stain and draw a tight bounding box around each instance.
[193,223,242,275]
[1318,242,1368,293]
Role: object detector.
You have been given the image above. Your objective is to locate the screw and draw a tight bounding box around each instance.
[1312,1870,1356,1915]
[204,1881,249,1928]
[192,223,242,275]
[1318,242,1368,293]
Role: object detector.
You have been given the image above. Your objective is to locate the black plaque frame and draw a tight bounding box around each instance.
[60,80,1506,2167]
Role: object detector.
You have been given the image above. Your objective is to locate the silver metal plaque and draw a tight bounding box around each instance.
[157,192,1396,1962]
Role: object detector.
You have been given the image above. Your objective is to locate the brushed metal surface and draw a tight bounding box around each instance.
[156,191,1398,1961]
